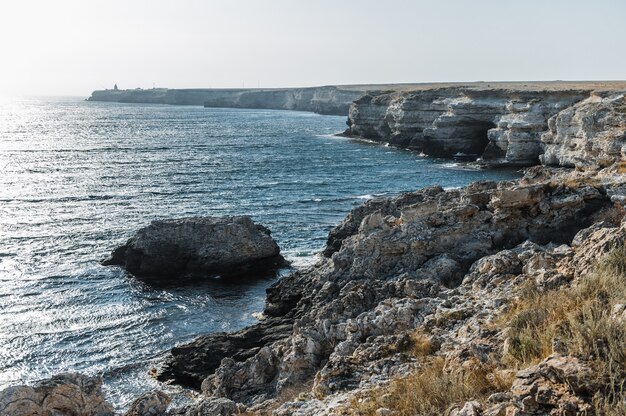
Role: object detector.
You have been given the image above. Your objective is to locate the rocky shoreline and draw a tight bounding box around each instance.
[2,87,626,415]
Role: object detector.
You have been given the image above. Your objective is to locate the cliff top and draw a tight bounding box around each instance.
[340,80,626,92]
[91,81,626,95]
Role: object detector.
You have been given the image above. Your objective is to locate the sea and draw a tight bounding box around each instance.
[0,96,519,409]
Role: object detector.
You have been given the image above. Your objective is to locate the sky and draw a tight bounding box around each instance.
[0,0,624,96]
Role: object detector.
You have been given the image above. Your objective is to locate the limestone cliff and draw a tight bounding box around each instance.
[344,82,626,166]
[541,91,626,168]
[87,86,365,116]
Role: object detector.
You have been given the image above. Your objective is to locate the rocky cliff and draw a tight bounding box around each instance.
[344,82,626,166]
[87,86,366,116]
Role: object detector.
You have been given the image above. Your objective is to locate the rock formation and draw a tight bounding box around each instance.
[540,91,626,169]
[153,165,626,415]
[102,216,285,283]
[146,166,621,411]
[0,373,114,416]
[87,86,366,116]
[344,83,626,166]
[124,391,171,416]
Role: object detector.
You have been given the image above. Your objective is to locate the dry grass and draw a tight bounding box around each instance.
[501,244,626,412]
[348,325,511,415]
[409,329,438,357]
[349,358,512,416]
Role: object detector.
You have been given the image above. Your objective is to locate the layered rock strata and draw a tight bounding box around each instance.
[345,86,626,166]
[102,216,284,283]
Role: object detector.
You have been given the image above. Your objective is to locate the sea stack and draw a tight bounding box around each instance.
[102,216,285,283]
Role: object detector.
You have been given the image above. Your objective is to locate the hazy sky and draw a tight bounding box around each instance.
[1,0,625,96]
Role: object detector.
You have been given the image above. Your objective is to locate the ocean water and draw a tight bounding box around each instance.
[0,97,519,408]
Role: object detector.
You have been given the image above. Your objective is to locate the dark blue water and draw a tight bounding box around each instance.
[0,97,519,407]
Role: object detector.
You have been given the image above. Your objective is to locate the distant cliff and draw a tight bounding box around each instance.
[343,81,626,166]
[87,86,366,116]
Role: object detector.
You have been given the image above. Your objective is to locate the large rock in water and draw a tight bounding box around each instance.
[102,216,284,282]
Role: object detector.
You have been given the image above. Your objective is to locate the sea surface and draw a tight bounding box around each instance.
[0,97,519,408]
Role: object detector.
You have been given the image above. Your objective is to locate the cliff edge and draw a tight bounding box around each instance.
[344,81,626,166]
[87,86,366,116]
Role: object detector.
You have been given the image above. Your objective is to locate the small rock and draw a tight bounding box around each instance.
[125,391,171,416]
[182,397,239,416]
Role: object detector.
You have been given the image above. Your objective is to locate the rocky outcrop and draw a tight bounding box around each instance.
[102,216,285,283]
[169,397,243,416]
[260,179,626,415]
[345,87,592,165]
[540,92,626,168]
[87,86,366,116]
[155,167,623,411]
[5,169,626,414]
[486,354,596,415]
[156,314,295,388]
[0,373,114,416]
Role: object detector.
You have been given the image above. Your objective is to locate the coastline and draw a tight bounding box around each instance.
[2,86,626,415]
[86,86,366,116]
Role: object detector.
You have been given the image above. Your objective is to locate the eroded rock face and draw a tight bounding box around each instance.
[345,87,597,165]
[102,216,284,283]
[0,373,114,416]
[156,314,295,388]
[294,195,626,416]
[541,92,626,169]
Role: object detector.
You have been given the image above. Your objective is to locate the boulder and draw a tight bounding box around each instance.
[0,373,114,416]
[124,391,171,416]
[102,216,285,283]
[179,397,241,416]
